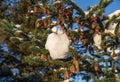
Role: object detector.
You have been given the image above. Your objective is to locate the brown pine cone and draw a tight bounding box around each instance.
[70,65,75,74]
[73,17,79,22]
[34,6,38,14]
[40,54,47,61]
[36,21,43,28]
[91,22,96,30]
[90,15,97,22]
[15,30,22,37]
[53,0,63,10]
[64,68,69,79]
[81,38,87,46]
[73,57,80,73]
[94,62,100,72]
[95,28,100,34]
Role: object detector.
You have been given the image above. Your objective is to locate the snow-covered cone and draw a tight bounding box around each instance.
[93,34,102,49]
[45,25,70,60]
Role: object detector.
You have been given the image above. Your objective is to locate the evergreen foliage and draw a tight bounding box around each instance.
[0,0,120,82]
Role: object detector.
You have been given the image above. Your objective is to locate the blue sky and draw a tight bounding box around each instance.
[71,0,120,82]
[74,0,120,14]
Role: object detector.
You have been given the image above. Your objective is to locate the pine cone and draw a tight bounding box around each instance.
[43,9,47,14]
[66,30,70,36]
[79,34,84,39]
[15,30,22,37]
[53,0,63,10]
[94,62,100,72]
[36,21,43,28]
[64,68,69,79]
[82,38,87,46]
[73,17,79,22]
[91,22,96,30]
[94,62,102,77]
[40,54,47,61]
[95,28,100,34]
[46,9,51,15]
[90,15,97,22]
[43,20,47,28]
[34,6,38,14]
[78,22,81,28]
[69,65,75,74]
[73,57,80,73]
